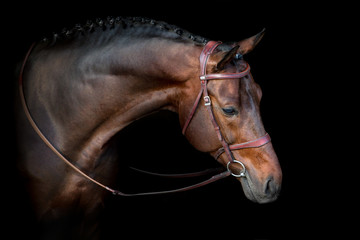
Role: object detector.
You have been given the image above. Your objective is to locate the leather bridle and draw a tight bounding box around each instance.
[182,41,271,177]
[18,41,271,196]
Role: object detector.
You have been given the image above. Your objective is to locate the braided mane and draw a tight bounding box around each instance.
[41,16,208,46]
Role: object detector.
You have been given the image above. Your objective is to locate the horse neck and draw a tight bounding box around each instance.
[111,38,201,81]
[28,38,201,169]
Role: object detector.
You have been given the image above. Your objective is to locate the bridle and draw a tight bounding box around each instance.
[182,41,271,177]
[18,41,271,196]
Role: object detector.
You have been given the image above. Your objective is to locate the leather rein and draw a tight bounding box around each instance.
[18,41,271,196]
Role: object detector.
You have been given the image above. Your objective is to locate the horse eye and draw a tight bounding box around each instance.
[222,107,238,116]
[235,53,243,60]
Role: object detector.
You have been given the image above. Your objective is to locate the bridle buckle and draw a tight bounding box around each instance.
[204,96,211,106]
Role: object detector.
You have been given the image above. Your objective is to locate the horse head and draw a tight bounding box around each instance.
[180,30,282,203]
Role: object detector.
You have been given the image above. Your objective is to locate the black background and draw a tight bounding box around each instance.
[2,1,351,239]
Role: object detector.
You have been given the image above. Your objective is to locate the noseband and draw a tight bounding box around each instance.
[182,41,271,177]
[19,41,271,196]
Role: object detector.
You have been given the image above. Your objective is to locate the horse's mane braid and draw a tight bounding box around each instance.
[42,16,208,45]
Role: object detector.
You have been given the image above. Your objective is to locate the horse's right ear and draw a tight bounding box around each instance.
[235,28,265,55]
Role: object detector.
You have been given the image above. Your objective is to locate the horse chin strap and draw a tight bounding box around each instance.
[182,41,271,178]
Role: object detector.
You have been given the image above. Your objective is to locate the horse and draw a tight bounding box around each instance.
[15,16,282,238]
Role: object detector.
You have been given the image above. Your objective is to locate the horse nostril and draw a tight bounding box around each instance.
[264,176,275,196]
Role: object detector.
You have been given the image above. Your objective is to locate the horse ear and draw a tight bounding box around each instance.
[216,45,240,71]
[236,28,265,55]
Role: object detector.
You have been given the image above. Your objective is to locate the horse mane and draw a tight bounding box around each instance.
[41,16,209,47]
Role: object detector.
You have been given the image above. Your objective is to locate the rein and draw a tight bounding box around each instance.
[18,41,270,196]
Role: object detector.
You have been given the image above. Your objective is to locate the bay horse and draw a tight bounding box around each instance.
[16,17,282,238]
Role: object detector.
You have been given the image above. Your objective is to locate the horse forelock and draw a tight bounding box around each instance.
[40,16,209,47]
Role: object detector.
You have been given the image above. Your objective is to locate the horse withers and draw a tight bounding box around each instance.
[16,17,282,238]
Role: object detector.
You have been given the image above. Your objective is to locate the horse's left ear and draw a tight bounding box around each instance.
[216,45,240,71]
[235,28,266,55]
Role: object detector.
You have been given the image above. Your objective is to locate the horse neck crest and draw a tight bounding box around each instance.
[41,16,208,47]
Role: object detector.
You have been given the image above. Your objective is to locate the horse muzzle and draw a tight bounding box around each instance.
[239,172,281,203]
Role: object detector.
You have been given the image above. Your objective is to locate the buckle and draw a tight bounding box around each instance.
[204,96,211,106]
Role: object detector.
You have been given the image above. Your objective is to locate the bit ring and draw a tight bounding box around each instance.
[227,160,246,178]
